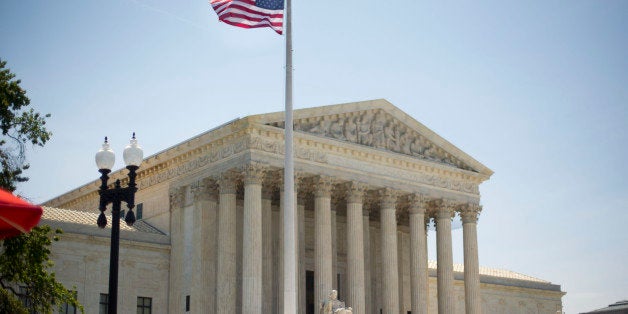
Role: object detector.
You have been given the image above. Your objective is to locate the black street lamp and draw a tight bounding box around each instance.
[95,133,143,314]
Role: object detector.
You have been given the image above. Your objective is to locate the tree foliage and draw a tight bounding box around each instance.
[0,225,83,313]
[0,59,51,192]
[0,61,80,311]
[0,286,28,314]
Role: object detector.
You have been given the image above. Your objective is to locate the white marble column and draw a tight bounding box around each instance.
[434,199,456,314]
[409,194,429,314]
[262,186,274,314]
[370,212,381,314]
[217,174,237,314]
[314,176,333,308]
[460,203,482,314]
[346,182,366,313]
[243,165,265,314]
[168,186,185,313]
[363,209,372,314]
[191,179,218,313]
[379,189,400,314]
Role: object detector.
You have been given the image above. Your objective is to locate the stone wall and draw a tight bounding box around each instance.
[49,233,170,313]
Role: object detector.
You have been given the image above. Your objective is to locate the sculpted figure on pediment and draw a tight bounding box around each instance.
[307,119,329,136]
[424,145,439,161]
[399,128,412,155]
[357,112,373,145]
[393,124,405,152]
[410,138,424,157]
[329,118,345,140]
[287,111,474,171]
[371,111,386,148]
[384,121,396,150]
[343,116,358,142]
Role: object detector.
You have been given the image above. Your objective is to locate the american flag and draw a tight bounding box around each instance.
[210,0,284,34]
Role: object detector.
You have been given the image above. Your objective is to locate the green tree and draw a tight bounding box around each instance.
[0,226,83,313]
[0,59,51,192]
[0,60,82,313]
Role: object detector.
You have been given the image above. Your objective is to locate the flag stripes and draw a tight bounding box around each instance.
[210,0,284,34]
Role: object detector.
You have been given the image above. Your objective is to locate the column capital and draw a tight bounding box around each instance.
[217,170,239,194]
[313,176,333,198]
[458,203,482,224]
[408,194,430,215]
[169,186,186,211]
[192,178,218,202]
[431,199,456,220]
[379,188,399,209]
[345,182,367,204]
[242,163,267,185]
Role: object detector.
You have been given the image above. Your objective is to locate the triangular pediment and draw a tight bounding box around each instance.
[252,99,492,176]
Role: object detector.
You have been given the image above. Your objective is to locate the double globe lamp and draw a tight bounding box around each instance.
[95,133,143,314]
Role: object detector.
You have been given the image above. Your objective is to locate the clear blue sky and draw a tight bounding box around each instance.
[1,1,626,312]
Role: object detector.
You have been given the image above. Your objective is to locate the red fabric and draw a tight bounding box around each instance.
[0,189,43,239]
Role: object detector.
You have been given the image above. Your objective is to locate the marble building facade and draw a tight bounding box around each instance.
[44,99,564,313]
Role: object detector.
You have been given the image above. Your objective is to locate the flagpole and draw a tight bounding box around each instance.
[283,0,297,312]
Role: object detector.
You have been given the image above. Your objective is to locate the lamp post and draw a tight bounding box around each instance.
[95,133,143,314]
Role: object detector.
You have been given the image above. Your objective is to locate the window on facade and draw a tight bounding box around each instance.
[99,293,108,314]
[336,273,342,301]
[136,203,143,220]
[60,302,77,314]
[137,296,152,314]
[185,295,190,311]
[60,290,77,314]
[17,286,34,313]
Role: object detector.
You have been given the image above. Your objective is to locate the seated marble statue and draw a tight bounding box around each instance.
[320,290,353,314]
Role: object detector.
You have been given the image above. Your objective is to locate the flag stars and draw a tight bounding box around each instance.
[256,0,283,10]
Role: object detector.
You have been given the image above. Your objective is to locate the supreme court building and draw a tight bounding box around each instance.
[43,99,564,313]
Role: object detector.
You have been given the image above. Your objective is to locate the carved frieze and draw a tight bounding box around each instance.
[249,136,327,163]
[137,136,249,191]
[383,167,479,194]
[267,110,473,171]
[134,134,326,193]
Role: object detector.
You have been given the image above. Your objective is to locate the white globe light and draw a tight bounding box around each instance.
[95,137,115,170]
[123,133,143,167]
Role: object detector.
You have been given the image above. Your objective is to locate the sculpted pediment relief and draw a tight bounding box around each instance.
[266,109,474,172]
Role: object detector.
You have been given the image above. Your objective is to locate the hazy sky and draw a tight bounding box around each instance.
[1,1,626,312]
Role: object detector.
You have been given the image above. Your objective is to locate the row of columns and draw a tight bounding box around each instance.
[169,167,482,314]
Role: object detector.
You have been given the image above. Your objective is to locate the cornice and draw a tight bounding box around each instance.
[46,114,487,208]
